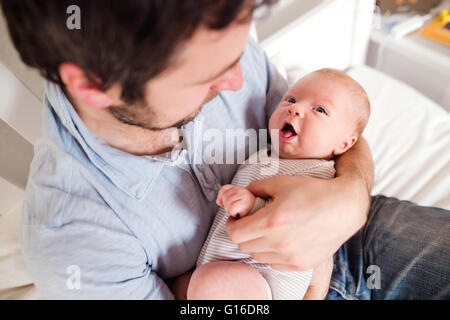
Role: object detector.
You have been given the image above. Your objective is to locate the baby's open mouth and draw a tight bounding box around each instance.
[280,122,297,139]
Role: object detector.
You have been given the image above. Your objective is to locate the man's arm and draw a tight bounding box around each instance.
[21,193,174,300]
[334,137,374,220]
[225,140,374,271]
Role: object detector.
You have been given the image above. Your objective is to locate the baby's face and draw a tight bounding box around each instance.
[269,72,358,159]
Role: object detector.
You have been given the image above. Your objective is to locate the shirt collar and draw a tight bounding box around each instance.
[45,81,186,200]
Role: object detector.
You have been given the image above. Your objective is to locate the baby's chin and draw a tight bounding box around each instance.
[272,142,334,160]
[271,143,302,159]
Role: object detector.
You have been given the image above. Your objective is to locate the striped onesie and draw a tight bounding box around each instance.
[197,148,336,300]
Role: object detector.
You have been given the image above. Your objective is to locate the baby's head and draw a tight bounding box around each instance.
[269,68,370,160]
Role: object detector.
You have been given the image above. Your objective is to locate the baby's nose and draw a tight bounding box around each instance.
[288,105,305,118]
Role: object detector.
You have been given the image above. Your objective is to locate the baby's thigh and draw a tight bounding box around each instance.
[187,261,269,300]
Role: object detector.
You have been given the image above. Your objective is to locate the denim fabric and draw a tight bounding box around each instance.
[327,196,450,300]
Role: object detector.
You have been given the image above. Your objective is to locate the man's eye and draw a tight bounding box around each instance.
[313,106,328,115]
[287,98,296,104]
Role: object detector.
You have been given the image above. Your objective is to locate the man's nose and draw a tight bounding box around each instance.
[210,62,244,92]
[288,103,305,119]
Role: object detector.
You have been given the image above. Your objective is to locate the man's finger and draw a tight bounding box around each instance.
[226,206,271,243]
[246,176,286,198]
[237,235,283,254]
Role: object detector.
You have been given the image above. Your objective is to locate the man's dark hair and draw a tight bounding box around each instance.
[1,0,276,105]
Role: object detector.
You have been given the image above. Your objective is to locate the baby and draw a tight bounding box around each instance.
[184,68,371,300]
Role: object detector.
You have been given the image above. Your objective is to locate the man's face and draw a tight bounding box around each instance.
[110,20,251,131]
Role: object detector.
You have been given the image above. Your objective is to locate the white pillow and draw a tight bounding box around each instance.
[347,65,450,209]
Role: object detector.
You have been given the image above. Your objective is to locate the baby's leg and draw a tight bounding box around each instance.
[187,261,270,300]
[303,257,334,300]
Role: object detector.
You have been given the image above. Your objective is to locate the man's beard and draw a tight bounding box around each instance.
[109,92,218,131]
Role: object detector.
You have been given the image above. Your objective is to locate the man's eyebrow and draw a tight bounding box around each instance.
[195,52,244,85]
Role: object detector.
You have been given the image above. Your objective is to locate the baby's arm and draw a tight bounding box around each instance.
[216,184,256,218]
[186,185,270,300]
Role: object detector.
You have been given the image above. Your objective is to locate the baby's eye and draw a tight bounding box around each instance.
[313,106,328,115]
[287,97,296,104]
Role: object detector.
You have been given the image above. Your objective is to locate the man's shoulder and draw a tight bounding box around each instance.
[241,37,271,84]
[23,136,106,228]
[241,38,288,117]
[245,37,267,61]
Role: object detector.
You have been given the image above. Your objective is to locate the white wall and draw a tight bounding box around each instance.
[0,14,42,201]
[0,176,24,218]
[0,15,44,100]
[256,0,375,74]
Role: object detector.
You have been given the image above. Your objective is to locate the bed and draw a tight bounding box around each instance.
[0,0,448,299]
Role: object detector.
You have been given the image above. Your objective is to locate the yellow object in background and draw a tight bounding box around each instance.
[439,9,450,23]
[418,9,450,46]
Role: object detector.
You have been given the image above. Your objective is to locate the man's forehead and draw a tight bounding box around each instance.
[195,51,244,85]
[161,21,250,83]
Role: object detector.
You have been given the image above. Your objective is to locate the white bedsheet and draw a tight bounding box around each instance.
[348,66,450,209]
[0,65,448,299]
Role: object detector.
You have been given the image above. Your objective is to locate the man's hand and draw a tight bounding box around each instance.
[217,185,256,218]
[225,139,374,271]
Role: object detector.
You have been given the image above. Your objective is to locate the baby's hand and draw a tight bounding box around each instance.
[216,185,256,219]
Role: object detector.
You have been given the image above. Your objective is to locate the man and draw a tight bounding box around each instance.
[1,0,448,299]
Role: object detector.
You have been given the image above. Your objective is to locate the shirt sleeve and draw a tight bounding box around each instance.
[264,58,289,126]
[20,191,174,300]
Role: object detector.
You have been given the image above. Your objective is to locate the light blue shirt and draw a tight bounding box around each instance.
[21,38,288,299]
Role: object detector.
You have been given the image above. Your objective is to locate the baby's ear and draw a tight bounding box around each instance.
[333,136,358,156]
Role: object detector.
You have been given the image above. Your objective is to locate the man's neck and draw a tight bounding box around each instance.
[70,96,180,157]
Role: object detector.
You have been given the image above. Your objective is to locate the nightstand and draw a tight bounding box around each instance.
[366,7,450,110]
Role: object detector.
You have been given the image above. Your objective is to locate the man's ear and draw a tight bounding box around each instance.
[59,63,113,109]
[333,136,358,156]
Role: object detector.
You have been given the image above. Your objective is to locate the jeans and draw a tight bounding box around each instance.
[326,195,450,300]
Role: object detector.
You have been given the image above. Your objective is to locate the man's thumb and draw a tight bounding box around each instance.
[247,176,280,198]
